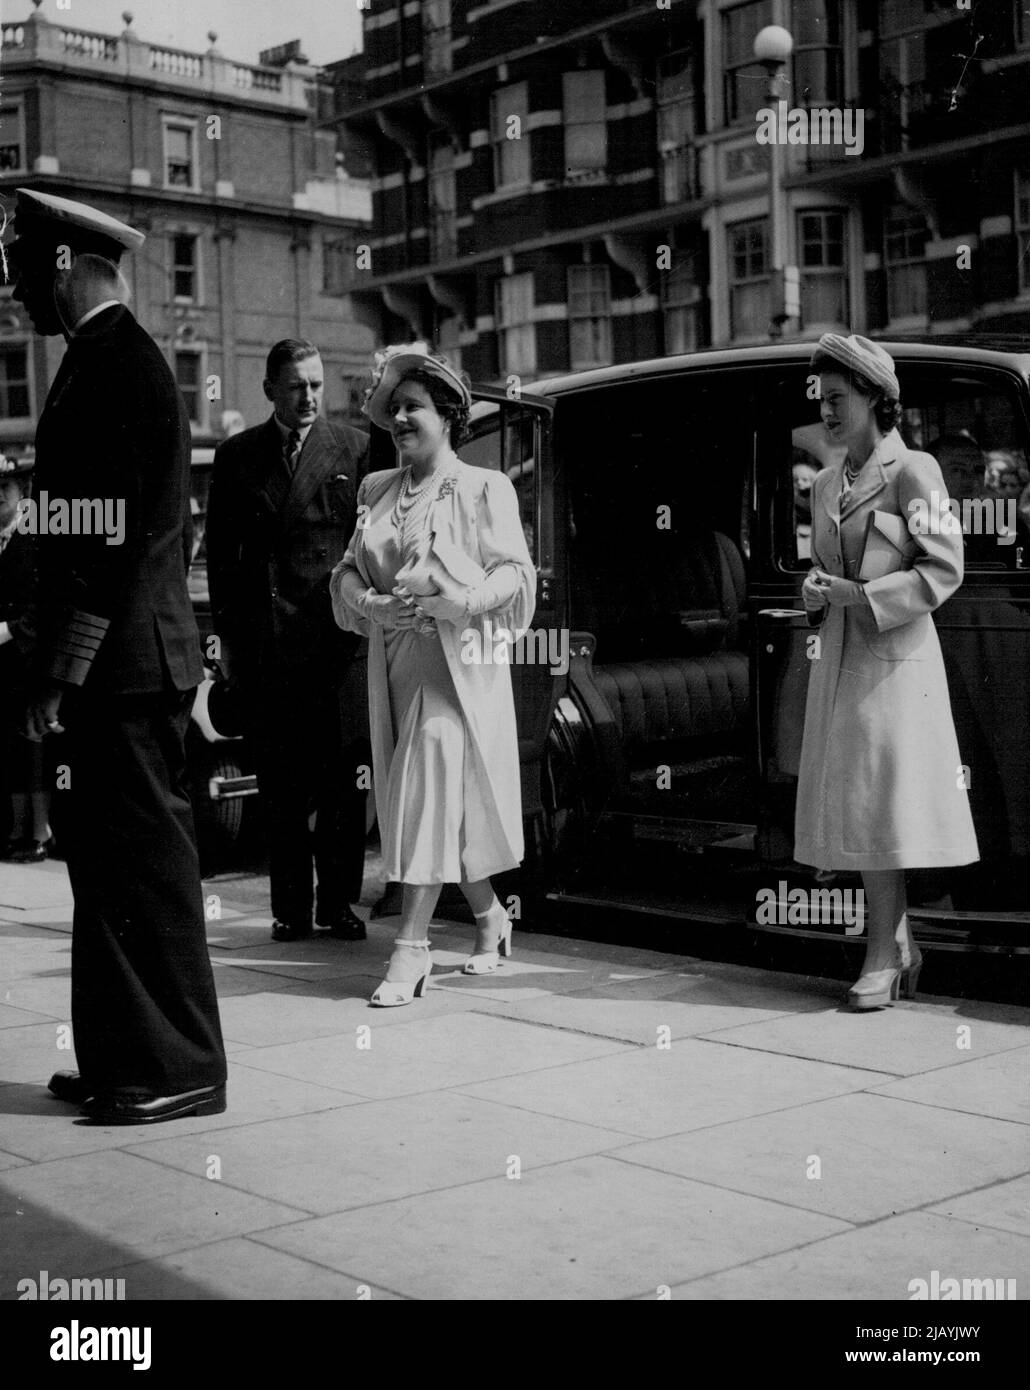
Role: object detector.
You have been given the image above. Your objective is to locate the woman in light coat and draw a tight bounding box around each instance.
[795,334,978,1009]
[331,347,535,1005]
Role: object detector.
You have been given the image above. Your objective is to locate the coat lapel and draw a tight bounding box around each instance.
[283,417,352,526]
[245,417,290,514]
[819,464,844,528]
[839,431,900,521]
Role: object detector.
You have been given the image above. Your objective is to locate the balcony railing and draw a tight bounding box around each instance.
[878,75,980,154]
[63,26,118,62]
[150,44,202,79]
[2,14,312,111]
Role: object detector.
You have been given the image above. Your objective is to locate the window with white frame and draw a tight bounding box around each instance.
[163,118,198,190]
[722,0,772,127]
[792,0,843,108]
[174,350,202,423]
[884,206,928,320]
[1017,170,1030,293]
[423,0,452,76]
[657,50,698,205]
[323,234,354,296]
[798,210,846,326]
[496,272,536,376]
[491,82,530,190]
[0,102,25,174]
[429,135,457,260]
[171,234,199,301]
[662,254,703,354]
[563,71,607,177]
[727,217,770,338]
[568,264,612,369]
[0,345,30,419]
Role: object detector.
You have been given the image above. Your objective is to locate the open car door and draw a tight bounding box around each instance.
[461,385,563,878]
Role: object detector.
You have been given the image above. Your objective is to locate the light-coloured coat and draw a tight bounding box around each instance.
[330,461,536,881]
[794,429,979,870]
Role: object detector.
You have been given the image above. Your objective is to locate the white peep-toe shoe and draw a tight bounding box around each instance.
[371,939,432,1007]
[463,908,513,975]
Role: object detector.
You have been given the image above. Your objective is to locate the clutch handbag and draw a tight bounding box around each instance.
[394,531,486,600]
[858,509,921,582]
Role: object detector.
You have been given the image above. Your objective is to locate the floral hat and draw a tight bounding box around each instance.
[362,342,471,431]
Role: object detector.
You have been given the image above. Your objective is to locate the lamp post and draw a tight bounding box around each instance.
[753,24,796,339]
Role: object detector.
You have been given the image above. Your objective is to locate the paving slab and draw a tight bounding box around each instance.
[124,1089,630,1215]
[0,1150,310,1283]
[0,1003,59,1030]
[927,1173,1030,1240]
[0,975,73,1020]
[0,934,73,984]
[0,1061,362,1163]
[458,1036,884,1139]
[870,1046,1030,1125]
[97,1237,405,1301]
[254,1153,849,1300]
[696,1002,1030,1076]
[612,1092,1030,1222]
[232,1010,633,1099]
[215,976,502,1048]
[0,1022,75,1086]
[470,967,832,1043]
[655,1211,1030,1301]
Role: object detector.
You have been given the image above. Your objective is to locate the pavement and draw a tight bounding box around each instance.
[1,858,1029,1303]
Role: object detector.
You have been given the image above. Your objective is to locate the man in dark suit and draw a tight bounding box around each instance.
[7,187,226,1124]
[206,340,369,943]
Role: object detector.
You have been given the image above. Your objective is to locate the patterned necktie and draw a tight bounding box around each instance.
[284,429,302,475]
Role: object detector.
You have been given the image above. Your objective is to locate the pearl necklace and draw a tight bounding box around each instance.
[391,465,441,533]
[402,466,434,498]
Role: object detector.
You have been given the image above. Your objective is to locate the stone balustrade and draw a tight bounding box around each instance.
[2,13,312,110]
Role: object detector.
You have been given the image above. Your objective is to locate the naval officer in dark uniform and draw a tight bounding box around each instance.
[7,188,226,1124]
[206,340,370,943]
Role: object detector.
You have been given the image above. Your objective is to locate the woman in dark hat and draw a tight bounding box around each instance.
[331,346,535,1005]
[0,454,52,860]
[795,335,978,1009]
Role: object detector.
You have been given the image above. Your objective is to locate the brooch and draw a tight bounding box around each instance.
[436,476,456,501]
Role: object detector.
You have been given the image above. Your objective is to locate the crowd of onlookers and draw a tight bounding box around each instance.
[792,433,1030,562]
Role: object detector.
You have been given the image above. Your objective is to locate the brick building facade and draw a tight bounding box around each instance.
[331,0,1030,384]
[0,6,373,451]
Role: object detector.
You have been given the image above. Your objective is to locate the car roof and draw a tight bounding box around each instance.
[516,338,1030,399]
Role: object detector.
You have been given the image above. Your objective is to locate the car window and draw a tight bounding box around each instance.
[464,401,544,565]
[769,365,1030,571]
[188,461,212,603]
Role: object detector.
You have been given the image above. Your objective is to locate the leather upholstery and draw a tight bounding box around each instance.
[572,531,750,780]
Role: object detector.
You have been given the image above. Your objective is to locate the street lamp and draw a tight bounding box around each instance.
[753,25,796,338]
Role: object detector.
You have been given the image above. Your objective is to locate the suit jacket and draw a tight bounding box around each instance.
[207,414,368,680]
[28,305,203,695]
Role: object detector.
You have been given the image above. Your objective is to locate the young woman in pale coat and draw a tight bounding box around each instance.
[331,347,535,1005]
[796,334,979,1010]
